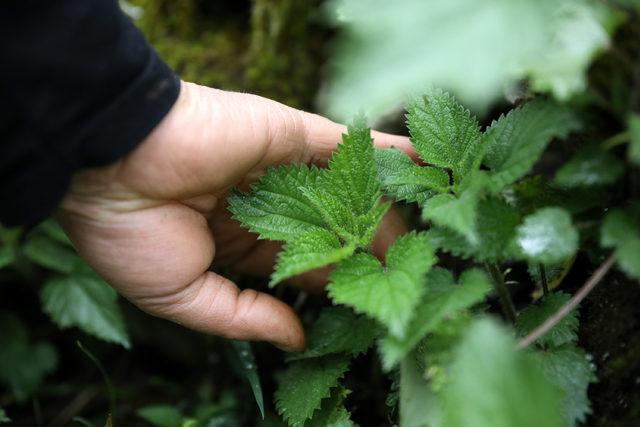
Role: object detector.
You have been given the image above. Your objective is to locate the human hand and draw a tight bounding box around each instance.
[57,82,414,352]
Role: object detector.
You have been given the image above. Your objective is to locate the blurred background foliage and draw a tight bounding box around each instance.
[1,0,640,426]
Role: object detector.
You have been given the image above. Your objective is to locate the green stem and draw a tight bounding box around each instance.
[602,131,630,150]
[77,341,116,423]
[485,263,517,324]
[538,263,549,296]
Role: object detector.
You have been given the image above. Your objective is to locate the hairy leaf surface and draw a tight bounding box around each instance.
[328,232,435,337]
[442,318,564,427]
[516,292,578,348]
[380,268,491,369]
[275,354,350,427]
[483,100,580,190]
[601,209,640,280]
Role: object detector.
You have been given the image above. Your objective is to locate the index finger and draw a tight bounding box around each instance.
[116,82,415,199]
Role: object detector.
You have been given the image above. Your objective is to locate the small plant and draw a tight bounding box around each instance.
[229,89,638,426]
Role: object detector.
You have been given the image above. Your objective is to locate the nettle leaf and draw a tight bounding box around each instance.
[483,100,580,190]
[427,197,520,261]
[422,171,492,244]
[535,344,597,426]
[0,313,58,402]
[275,354,350,427]
[228,165,326,242]
[271,230,356,286]
[441,318,564,427]
[630,113,640,164]
[291,308,379,360]
[328,232,436,337]
[514,207,579,264]
[554,145,624,187]
[380,268,491,370]
[40,262,130,348]
[305,386,353,427]
[407,90,482,181]
[231,119,386,283]
[516,292,578,348]
[375,148,449,204]
[601,209,640,280]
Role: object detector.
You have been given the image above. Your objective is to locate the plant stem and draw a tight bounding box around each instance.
[602,131,630,150]
[77,341,116,423]
[538,263,549,296]
[518,255,615,349]
[485,263,517,324]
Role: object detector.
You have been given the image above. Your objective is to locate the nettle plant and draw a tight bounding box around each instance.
[230,90,639,427]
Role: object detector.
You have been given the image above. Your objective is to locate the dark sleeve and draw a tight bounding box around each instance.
[0,0,181,226]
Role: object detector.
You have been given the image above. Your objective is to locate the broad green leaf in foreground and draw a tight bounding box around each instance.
[399,355,441,427]
[375,148,449,204]
[514,207,579,264]
[230,119,386,284]
[0,314,58,402]
[136,405,183,427]
[23,232,78,274]
[516,292,578,348]
[323,0,613,120]
[40,262,130,348]
[441,318,564,427]
[275,354,350,427]
[601,209,640,280]
[328,232,436,337]
[380,268,491,370]
[406,90,482,180]
[291,307,379,360]
[305,386,353,427]
[536,344,597,426]
[483,100,580,190]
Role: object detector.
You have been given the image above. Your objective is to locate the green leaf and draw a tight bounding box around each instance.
[271,230,356,286]
[516,292,578,348]
[23,232,79,274]
[535,344,597,426]
[514,207,579,264]
[275,354,350,427]
[0,408,9,424]
[323,117,381,217]
[427,197,520,261]
[380,268,491,369]
[554,145,624,187]
[483,100,580,190]
[231,341,264,419]
[601,209,640,280]
[630,113,640,164]
[441,317,564,427]
[291,308,379,360]
[407,90,482,181]
[305,386,353,427]
[40,262,130,348]
[137,405,183,427]
[328,232,436,337]
[228,165,326,242]
[374,148,449,204]
[399,355,441,427]
[0,313,58,402]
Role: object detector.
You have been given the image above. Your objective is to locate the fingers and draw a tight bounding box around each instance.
[116,82,414,199]
[147,271,305,352]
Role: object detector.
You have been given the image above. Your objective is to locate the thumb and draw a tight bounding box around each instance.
[148,271,305,352]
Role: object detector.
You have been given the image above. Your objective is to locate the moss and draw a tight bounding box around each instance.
[128,0,324,108]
